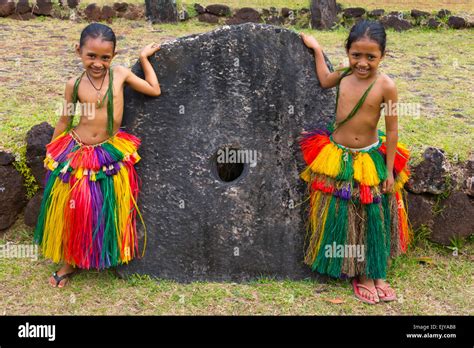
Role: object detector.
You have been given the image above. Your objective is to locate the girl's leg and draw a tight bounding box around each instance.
[357,275,380,303]
[49,263,76,288]
[374,279,396,299]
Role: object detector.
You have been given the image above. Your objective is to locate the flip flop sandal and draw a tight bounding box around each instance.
[352,278,379,305]
[375,285,397,302]
[51,271,76,288]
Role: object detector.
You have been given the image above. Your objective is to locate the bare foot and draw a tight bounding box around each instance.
[49,263,76,288]
[357,275,380,303]
[374,279,396,301]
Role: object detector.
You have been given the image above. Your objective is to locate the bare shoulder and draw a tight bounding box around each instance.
[379,73,397,104]
[64,77,77,98]
[379,73,396,92]
[113,65,130,79]
[66,73,83,89]
[66,76,76,88]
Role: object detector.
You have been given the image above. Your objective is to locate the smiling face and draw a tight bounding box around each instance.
[76,37,116,78]
[347,36,384,79]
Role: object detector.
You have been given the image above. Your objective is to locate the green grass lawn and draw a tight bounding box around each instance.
[0,15,473,315]
[1,214,473,315]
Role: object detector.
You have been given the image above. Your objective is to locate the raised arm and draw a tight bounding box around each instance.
[123,43,161,97]
[300,32,342,89]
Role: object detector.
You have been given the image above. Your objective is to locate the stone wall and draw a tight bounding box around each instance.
[0,0,472,31]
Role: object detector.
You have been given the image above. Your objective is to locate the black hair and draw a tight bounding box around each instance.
[345,20,386,56]
[79,23,116,52]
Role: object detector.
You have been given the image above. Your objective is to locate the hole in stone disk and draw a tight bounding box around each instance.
[217,162,244,182]
[213,147,246,183]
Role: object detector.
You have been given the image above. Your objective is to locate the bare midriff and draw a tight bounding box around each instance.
[332,73,383,148]
[72,67,124,145]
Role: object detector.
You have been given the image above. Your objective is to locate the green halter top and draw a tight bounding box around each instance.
[331,67,378,131]
[67,67,115,136]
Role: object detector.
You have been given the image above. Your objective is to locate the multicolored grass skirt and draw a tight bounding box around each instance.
[299,129,411,279]
[34,129,145,270]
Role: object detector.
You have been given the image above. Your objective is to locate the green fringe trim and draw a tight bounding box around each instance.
[34,169,61,245]
[67,71,85,133]
[369,149,387,182]
[365,203,387,279]
[313,197,348,278]
[336,151,354,181]
[101,143,124,161]
[382,194,392,256]
[95,169,107,181]
[106,67,114,136]
[99,175,120,266]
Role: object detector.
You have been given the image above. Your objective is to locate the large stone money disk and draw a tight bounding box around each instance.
[117,23,335,282]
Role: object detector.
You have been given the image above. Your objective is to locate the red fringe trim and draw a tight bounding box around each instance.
[300,134,331,165]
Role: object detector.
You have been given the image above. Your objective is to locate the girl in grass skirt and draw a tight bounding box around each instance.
[300,20,411,304]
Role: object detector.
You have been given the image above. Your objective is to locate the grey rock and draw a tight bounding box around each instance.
[0,151,15,166]
[0,155,27,230]
[32,0,52,16]
[24,189,43,227]
[26,122,53,189]
[113,2,128,12]
[367,9,384,18]
[411,9,429,19]
[281,7,291,18]
[427,18,442,29]
[0,0,15,17]
[194,3,205,14]
[381,15,413,31]
[431,191,474,245]
[406,147,449,194]
[447,16,466,29]
[205,4,230,17]
[145,0,178,23]
[66,0,79,8]
[437,9,451,18]
[343,7,365,18]
[118,23,335,282]
[407,192,434,231]
[101,5,116,22]
[123,4,142,20]
[310,0,338,30]
[84,3,101,21]
[198,12,218,23]
[15,0,31,14]
[225,7,261,25]
[265,15,284,26]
